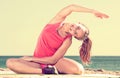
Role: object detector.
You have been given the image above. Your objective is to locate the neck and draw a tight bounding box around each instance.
[57,26,68,38]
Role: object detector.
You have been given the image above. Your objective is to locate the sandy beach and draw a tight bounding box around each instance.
[85,68,120,76]
[0,68,120,78]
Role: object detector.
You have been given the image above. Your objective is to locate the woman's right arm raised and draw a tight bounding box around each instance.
[49,4,109,24]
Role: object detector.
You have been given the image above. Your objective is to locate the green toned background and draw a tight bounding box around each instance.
[0,0,120,56]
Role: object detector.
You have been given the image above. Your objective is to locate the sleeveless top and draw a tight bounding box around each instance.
[33,22,71,58]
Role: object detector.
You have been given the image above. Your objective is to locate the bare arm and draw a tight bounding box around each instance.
[21,37,72,64]
[49,4,109,24]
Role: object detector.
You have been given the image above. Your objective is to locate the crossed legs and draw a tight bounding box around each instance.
[55,58,84,74]
[6,57,84,74]
[6,58,42,74]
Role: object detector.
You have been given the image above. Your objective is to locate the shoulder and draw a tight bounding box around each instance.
[45,22,62,29]
[43,22,62,32]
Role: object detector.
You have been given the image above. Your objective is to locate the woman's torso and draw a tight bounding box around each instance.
[33,22,71,57]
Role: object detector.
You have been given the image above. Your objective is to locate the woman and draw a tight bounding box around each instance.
[6,4,109,74]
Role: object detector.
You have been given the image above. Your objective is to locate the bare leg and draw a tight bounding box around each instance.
[55,58,84,74]
[6,58,42,74]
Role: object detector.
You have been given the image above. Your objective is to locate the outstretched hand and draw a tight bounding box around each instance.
[93,10,109,19]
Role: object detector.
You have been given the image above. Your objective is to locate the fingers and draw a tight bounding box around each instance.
[103,14,109,18]
[93,10,109,19]
[95,13,109,19]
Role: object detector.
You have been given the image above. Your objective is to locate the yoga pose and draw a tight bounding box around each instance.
[6,4,109,74]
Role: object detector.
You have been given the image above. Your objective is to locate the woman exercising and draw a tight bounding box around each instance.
[6,4,109,74]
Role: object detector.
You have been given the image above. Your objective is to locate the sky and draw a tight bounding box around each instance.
[0,0,120,56]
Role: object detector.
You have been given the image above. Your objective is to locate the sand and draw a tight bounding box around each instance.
[0,68,120,78]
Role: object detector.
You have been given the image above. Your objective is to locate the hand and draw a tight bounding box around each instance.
[93,10,109,19]
[20,56,33,62]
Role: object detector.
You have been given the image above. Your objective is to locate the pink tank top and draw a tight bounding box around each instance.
[33,22,71,58]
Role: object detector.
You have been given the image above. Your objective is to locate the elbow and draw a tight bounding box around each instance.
[68,4,77,8]
[49,57,59,64]
[68,4,76,7]
[67,4,75,10]
[66,4,78,12]
[49,59,57,64]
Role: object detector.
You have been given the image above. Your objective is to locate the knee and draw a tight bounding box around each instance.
[6,58,18,69]
[71,64,84,75]
[78,67,85,75]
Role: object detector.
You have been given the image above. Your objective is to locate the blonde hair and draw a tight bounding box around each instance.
[75,23,92,64]
[79,37,92,64]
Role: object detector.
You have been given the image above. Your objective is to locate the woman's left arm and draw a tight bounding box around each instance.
[21,37,72,64]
